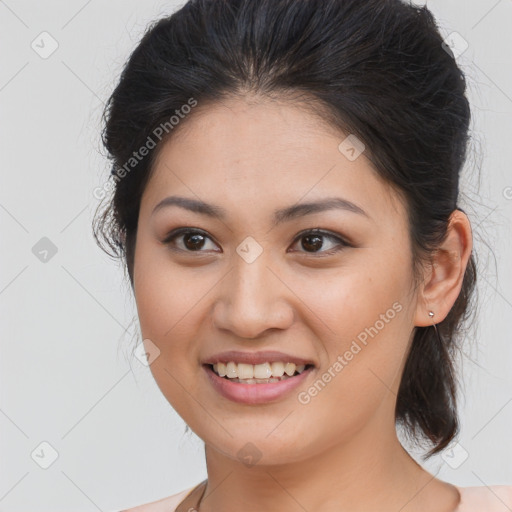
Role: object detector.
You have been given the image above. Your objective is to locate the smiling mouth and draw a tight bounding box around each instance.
[205,362,315,384]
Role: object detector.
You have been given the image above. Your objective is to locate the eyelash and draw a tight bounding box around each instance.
[162,227,350,256]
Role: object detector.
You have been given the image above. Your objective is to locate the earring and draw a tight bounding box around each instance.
[428,310,443,344]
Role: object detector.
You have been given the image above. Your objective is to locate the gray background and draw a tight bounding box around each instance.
[1,1,511,510]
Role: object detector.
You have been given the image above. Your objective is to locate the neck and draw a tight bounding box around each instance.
[198,410,444,512]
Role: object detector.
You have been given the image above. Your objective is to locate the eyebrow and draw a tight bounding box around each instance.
[151,195,369,225]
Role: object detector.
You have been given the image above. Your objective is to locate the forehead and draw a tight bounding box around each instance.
[142,96,406,223]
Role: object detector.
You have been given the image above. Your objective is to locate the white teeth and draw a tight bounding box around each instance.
[225,361,237,378]
[254,362,272,379]
[271,362,285,377]
[212,361,308,379]
[228,376,290,384]
[217,363,227,377]
[237,363,254,380]
[284,362,297,376]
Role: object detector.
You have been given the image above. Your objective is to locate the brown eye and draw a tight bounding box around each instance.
[162,227,349,256]
[301,233,324,252]
[290,229,349,255]
[183,232,206,250]
[163,228,220,253]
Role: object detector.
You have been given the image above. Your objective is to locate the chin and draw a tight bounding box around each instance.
[203,430,316,467]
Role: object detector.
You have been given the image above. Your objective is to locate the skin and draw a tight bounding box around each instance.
[130,95,473,512]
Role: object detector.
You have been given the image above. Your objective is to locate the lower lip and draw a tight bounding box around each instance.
[203,364,315,405]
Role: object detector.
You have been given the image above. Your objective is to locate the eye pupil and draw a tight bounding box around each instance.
[184,233,205,250]
[302,234,323,252]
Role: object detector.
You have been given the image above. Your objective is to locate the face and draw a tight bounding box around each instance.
[133,95,420,466]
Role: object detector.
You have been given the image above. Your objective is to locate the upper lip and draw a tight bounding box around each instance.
[202,350,316,367]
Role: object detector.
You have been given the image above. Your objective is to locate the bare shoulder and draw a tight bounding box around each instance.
[120,486,196,512]
[456,484,512,510]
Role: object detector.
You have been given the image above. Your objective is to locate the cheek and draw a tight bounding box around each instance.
[132,240,210,354]
[132,243,210,412]
[287,255,412,397]
[287,257,409,342]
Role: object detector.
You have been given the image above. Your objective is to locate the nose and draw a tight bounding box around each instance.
[211,253,295,339]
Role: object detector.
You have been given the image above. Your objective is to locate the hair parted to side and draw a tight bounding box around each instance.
[93,0,478,458]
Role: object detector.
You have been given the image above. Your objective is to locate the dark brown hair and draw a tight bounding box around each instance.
[94,0,478,458]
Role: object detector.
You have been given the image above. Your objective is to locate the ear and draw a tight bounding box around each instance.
[414,209,473,327]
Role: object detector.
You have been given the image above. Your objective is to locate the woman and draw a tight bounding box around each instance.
[94,0,512,510]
